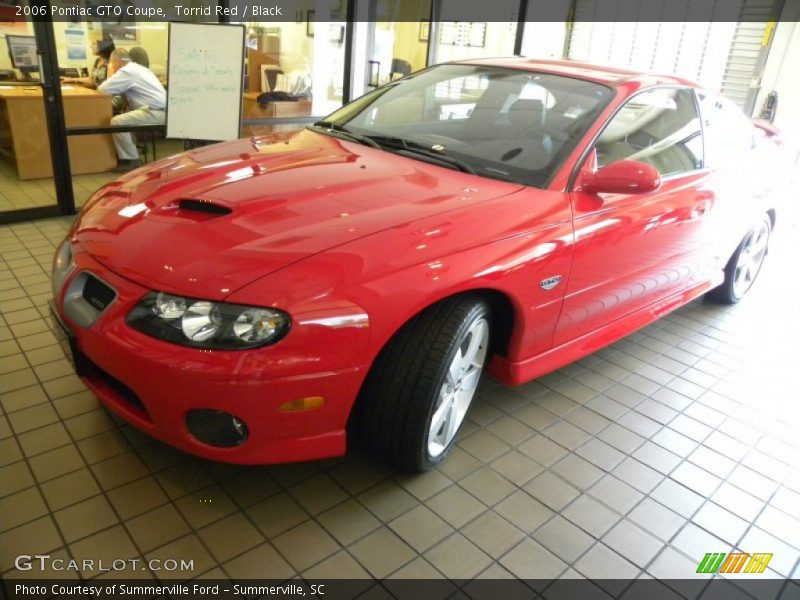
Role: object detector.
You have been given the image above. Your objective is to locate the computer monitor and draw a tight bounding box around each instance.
[6,35,38,78]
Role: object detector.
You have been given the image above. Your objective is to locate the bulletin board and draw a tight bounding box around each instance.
[166,23,245,142]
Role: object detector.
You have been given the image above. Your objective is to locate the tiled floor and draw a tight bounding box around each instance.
[1,200,799,593]
[0,139,186,213]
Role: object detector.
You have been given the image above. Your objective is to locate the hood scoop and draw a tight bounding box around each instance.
[176,198,233,218]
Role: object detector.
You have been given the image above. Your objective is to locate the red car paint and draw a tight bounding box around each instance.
[53,59,781,464]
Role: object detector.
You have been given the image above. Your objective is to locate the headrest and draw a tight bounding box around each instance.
[508,99,545,129]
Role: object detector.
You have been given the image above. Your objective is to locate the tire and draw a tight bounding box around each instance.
[706,214,771,304]
[351,295,491,472]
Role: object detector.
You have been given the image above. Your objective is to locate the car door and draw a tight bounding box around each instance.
[696,91,774,268]
[555,86,716,346]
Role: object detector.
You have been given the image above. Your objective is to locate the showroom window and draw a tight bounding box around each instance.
[696,90,755,169]
[430,0,520,63]
[237,2,351,137]
[595,87,704,177]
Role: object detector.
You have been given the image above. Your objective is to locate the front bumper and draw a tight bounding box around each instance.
[52,247,368,464]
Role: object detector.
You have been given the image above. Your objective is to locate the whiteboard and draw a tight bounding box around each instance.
[166,23,245,142]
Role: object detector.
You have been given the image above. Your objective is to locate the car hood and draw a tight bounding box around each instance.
[73,129,523,300]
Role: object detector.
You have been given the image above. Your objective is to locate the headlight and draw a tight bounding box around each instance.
[127,291,291,350]
[51,238,74,298]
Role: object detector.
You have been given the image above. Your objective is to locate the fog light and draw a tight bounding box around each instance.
[185,409,248,447]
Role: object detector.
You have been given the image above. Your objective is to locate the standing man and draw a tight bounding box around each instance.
[98,48,166,172]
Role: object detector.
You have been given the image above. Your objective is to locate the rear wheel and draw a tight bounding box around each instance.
[706,214,771,304]
[351,295,491,472]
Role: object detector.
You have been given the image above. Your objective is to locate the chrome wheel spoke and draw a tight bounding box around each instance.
[427,315,490,459]
[429,397,451,439]
[460,367,482,392]
[463,321,488,367]
[732,221,769,298]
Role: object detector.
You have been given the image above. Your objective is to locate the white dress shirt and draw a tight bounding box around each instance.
[98,61,166,111]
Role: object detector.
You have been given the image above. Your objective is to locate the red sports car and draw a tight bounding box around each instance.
[51,59,784,471]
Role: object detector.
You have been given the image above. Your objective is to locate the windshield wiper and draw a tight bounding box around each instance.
[362,135,477,175]
[311,121,381,149]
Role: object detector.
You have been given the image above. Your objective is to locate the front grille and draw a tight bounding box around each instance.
[82,275,116,312]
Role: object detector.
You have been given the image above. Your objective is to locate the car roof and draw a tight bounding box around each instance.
[453,57,699,88]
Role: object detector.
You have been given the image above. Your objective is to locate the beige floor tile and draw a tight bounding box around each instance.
[175,484,238,529]
[107,476,170,520]
[524,471,581,511]
[302,550,372,579]
[388,505,453,553]
[394,469,452,501]
[348,526,416,579]
[461,511,525,559]
[91,451,150,490]
[222,542,295,579]
[357,480,418,522]
[499,538,568,580]
[7,402,59,434]
[459,466,516,506]
[246,492,310,539]
[494,489,553,534]
[127,504,191,553]
[40,468,101,511]
[17,422,72,457]
[287,473,349,516]
[28,444,85,482]
[272,520,341,572]
[68,525,139,578]
[197,513,264,563]
[533,515,595,563]
[0,460,35,497]
[317,499,382,546]
[424,533,493,579]
[0,516,63,571]
[53,495,118,543]
[146,534,217,581]
[426,484,486,529]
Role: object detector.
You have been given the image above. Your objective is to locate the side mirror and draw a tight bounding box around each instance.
[581,160,661,195]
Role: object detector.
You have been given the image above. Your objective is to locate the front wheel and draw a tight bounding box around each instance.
[706,214,771,304]
[351,295,491,472]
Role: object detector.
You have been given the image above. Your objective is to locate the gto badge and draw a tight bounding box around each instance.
[540,275,563,291]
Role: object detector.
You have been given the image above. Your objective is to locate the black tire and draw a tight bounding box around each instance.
[350,295,491,472]
[706,214,771,304]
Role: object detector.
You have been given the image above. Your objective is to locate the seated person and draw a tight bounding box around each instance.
[128,47,150,68]
[98,48,166,172]
[63,34,115,88]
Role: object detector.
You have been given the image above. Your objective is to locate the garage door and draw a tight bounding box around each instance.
[566,0,784,114]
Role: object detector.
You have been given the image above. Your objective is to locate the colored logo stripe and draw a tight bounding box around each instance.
[696,552,773,574]
[744,553,773,573]
[720,553,749,573]
[697,553,726,574]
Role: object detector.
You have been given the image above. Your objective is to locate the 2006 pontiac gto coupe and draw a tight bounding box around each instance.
[51,59,784,471]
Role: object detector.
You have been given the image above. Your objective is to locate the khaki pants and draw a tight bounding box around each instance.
[110,107,165,161]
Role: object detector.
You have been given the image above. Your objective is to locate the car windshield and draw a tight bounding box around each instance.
[315,64,614,187]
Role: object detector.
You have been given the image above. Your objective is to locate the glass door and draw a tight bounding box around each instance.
[0,5,65,223]
[363,0,431,93]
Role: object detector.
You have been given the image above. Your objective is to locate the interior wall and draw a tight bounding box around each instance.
[755,8,800,162]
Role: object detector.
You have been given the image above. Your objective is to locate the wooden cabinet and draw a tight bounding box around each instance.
[0,86,116,180]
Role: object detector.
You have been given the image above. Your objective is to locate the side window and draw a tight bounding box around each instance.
[697,91,754,169]
[596,88,703,177]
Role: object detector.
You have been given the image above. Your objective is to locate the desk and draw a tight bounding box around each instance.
[0,86,116,180]
[241,92,312,137]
